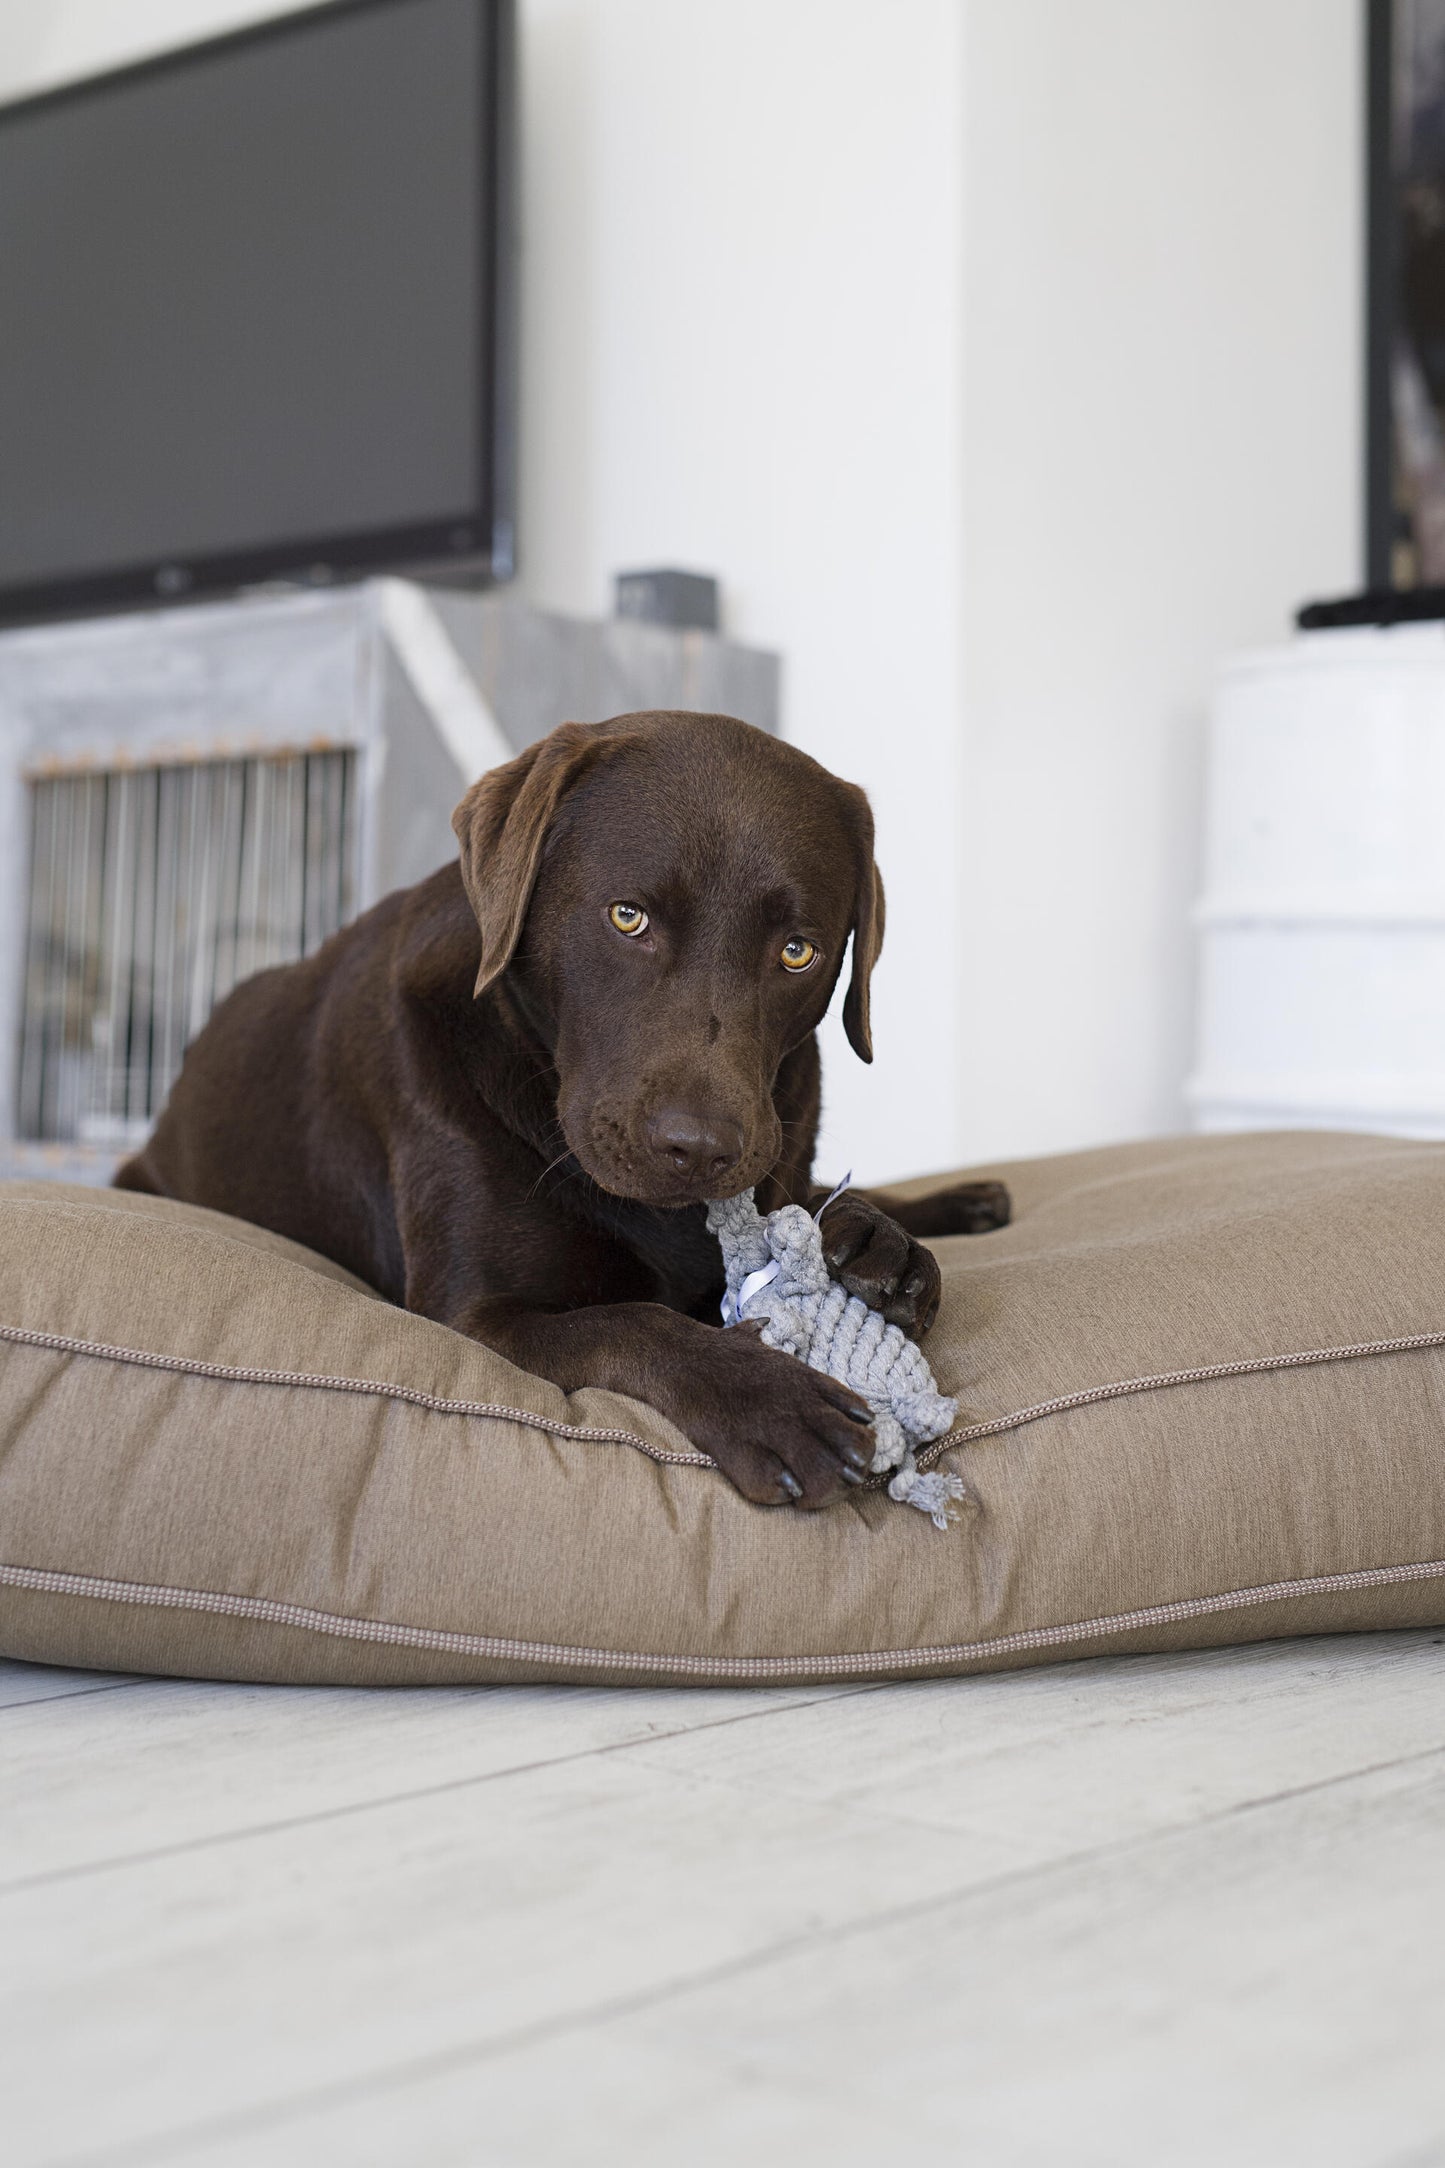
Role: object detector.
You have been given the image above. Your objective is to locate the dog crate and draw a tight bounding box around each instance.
[16,749,357,1151]
[0,580,779,1183]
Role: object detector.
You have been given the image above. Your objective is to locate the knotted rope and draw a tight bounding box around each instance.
[706,1185,966,1528]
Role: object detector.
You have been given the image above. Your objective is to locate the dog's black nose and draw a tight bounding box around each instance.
[646,1109,743,1184]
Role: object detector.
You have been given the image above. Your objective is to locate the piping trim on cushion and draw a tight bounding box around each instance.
[925,1325,1445,1465]
[0,1321,713,1467]
[5,1318,1445,1478]
[1,1556,1443,1680]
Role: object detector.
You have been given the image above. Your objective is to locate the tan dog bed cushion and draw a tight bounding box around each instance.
[2,1130,1445,1687]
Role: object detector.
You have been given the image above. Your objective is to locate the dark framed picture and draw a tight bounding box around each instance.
[1367,0,1445,584]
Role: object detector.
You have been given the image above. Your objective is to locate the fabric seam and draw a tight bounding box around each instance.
[2,1556,1443,1680]
[922,1326,1445,1465]
[5,1318,1445,1477]
[0,1321,711,1467]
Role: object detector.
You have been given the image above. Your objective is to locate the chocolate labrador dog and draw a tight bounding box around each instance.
[117,711,1008,1507]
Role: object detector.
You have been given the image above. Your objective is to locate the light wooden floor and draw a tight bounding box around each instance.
[6,1632,1445,2168]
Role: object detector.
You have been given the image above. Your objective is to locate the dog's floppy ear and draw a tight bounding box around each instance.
[840,785,886,1064]
[451,721,609,999]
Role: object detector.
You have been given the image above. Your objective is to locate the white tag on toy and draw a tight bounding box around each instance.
[720,1171,852,1326]
[814,1169,853,1221]
[720,1260,778,1326]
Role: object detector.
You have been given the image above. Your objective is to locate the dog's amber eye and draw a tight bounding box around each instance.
[780,937,817,972]
[609,902,649,937]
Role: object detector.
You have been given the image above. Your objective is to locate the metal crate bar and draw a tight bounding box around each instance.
[15,749,356,1146]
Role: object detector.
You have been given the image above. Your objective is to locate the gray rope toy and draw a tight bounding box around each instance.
[706,1181,967,1528]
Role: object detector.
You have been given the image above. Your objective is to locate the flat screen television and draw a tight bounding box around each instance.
[0,0,514,626]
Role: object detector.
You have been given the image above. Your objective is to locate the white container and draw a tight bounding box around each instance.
[1190,624,1445,1137]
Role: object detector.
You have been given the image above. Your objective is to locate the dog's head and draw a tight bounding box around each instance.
[451,711,884,1206]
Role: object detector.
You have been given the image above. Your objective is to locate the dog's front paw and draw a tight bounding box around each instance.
[818,1192,941,1339]
[689,1328,876,1508]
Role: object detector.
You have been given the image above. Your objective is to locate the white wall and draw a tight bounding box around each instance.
[0,0,301,87]
[0,0,1364,1182]
[959,0,1363,1162]
[516,0,965,1181]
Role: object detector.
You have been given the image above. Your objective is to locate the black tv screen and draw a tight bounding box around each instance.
[0,0,514,624]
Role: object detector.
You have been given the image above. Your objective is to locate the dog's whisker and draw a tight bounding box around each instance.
[528,1146,575,1201]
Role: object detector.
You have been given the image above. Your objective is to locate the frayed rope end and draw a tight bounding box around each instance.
[887,1464,969,1530]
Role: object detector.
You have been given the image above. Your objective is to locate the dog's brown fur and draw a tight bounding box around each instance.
[117,712,1008,1506]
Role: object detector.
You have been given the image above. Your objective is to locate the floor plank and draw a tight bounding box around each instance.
[155,1747,1445,2168]
[614,1629,1445,1862]
[6,1633,1445,2166]
[0,1657,143,1710]
[4,1724,1023,2163]
[1,1677,866,1886]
